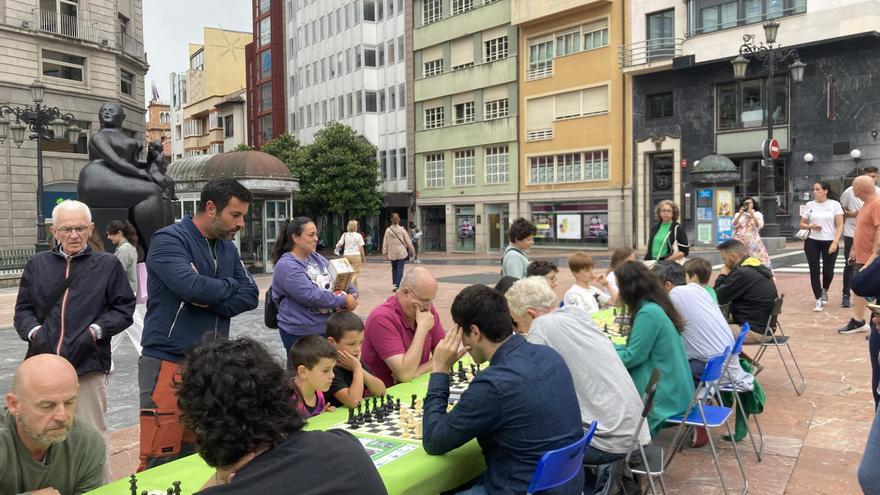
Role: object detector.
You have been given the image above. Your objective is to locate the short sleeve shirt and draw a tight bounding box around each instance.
[853,196,880,264]
[802,200,843,241]
[340,232,365,256]
[326,360,375,407]
[563,284,610,315]
[362,296,446,387]
[840,186,880,237]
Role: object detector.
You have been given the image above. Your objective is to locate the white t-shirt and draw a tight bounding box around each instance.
[337,231,365,256]
[839,185,880,237]
[606,271,619,295]
[563,284,610,315]
[802,199,843,241]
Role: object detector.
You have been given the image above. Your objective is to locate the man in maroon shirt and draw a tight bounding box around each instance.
[363,267,446,386]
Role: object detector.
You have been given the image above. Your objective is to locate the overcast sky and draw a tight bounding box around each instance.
[143,0,252,106]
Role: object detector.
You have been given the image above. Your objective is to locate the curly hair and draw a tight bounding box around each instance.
[654,200,680,222]
[508,218,537,243]
[527,260,558,277]
[613,261,685,333]
[451,284,514,342]
[175,338,304,468]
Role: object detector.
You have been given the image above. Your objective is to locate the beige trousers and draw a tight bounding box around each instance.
[78,371,110,483]
[345,254,362,290]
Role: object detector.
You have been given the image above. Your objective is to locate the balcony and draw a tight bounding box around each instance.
[33,8,101,44]
[117,32,146,62]
[415,57,516,102]
[619,38,682,73]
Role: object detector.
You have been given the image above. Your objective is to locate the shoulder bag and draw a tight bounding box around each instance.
[264,286,280,329]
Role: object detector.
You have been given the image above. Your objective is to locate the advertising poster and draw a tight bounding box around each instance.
[696,188,714,222]
[556,214,582,240]
[697,223,713,244]
[532,214,554,239]
[716,188,734,242]
[583,213,609,243]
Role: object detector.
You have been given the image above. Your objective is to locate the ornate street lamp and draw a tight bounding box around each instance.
[0,80,82,252]
[730,22,806,238]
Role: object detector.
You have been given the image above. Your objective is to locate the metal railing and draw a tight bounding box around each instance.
[0,247,35,274]
[619,38,683,68]
[33,9,101,44]
[117,32,145,61]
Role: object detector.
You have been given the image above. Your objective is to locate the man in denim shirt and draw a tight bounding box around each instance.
[422,284,584,494]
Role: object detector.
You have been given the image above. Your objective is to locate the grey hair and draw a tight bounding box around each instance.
[505,276,557,318]
[51,200,92,224]
[399,266,432,290]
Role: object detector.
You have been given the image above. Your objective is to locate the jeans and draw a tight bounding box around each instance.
[279,330,305,369]
[871,321,880,408]
[804,237,839,299]
[455,484,489,495]
[843,236,854,298]
[391,259,406,288]
[689,358,707,382]
[859,403,880,494]
[583,446,626,495]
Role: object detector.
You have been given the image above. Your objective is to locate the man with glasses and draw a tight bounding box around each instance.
[14,200,135,482]
[363,267,446,387]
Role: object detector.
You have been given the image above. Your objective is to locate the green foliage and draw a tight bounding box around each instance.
[232,143,253,152]
[259,133,302,167]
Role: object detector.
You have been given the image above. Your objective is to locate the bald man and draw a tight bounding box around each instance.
[362,267,446,387]
[2,355,105,495]
[839,175,880,334]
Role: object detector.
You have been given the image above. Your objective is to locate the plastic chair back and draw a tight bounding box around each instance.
[700,346,731,384]
[732,323,750,355]
[527,421,598,494]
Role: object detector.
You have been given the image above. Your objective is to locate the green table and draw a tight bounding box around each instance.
[87,372,485,495]
[592,308,628,346]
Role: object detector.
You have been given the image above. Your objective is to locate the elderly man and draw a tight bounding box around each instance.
[2,354,105,495]
[714,239,778,343]
[504,276,648,494]
[14,200,134,480]
[363,267,446,387]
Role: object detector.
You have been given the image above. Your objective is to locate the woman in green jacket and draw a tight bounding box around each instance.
[613,261,694,435]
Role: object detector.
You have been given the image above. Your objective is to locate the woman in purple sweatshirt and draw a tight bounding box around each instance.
[271,217,358,361]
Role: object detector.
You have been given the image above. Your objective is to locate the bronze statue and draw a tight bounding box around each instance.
[77,102,174,254]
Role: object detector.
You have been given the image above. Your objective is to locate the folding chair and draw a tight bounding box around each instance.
[719,323,765,462]
[624,369,668,495]
[527,421,598,495]
[665,347,749,495]
[753,296,807,396]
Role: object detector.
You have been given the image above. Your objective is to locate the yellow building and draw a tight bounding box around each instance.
[178,27,252,156]
[513,0,630,248]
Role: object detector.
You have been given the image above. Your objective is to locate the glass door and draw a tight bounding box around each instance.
[646,9,674,62]
[486,204,509,252]
[264,199,288,273]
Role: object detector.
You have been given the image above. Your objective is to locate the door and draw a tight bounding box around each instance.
[649,153,674,210]
[486,204,509,252]
[264,199,289,273]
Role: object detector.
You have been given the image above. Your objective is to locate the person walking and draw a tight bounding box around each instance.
[335,219,366,290]
[106,219,144,364]
[839,166,880,308]
[733,197,773,271]
[838,175,880,334]
[410,224,423,263]
[382,212,414,292]
[800,181,844,312]
[645,200,689,264]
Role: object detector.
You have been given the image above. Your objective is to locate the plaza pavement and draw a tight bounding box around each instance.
[0,247,874,494]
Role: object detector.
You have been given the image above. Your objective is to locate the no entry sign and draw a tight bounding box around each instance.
[762,138,780,160]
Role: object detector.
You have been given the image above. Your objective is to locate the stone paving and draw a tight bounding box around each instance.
[0,249,873,494]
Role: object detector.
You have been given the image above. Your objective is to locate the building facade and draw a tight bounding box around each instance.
[0,0,147,249]
[285,0,411,239]
[514,0,629,249]
[412,0,519,253]
[622,0,879,247]
[145,100,171,159]
[246,0,286,148]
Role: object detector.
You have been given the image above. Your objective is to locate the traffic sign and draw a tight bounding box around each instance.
[762,138,780,160]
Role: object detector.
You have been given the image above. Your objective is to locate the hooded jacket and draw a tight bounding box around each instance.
[14,246,135,376]
[141,216,259,363]
[714,257,778,331]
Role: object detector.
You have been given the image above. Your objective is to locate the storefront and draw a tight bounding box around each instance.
[530,201,609,247]
[455,205,476,252]
[419,206,446,252]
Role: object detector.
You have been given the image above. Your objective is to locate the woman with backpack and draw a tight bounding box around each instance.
[335,219,366,290]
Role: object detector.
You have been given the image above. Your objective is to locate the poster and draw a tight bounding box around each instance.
[357,437,419,468]
[556,214,582,240]
[582,213,609,243]
[716,188,734,243]
[532,214,554,239]
[697,223,713,244]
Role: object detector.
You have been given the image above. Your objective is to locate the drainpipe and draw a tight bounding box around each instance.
[621,0,628,249]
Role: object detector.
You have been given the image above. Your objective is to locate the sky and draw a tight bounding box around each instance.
[142,0,252,106]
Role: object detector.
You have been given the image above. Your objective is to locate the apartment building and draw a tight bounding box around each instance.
[145,100,171,160]
[246,0,286,148]
[0,0,147,248]
[412,0,519,253]
[285,0,411,235]
[514,0,629,249]
[621,0,880,246]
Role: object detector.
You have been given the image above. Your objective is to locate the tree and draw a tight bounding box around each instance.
[259,133,301,166]
[233,143,253,151]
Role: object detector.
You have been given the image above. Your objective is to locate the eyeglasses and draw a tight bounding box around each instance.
[55,225,90,235]
[659,209,673,213]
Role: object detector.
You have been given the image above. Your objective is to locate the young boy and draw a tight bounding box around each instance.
[325,311,387,408]
[563,252,615,315]
[290,335,338,418]
[684,257,718,302]
[527,260,560,290]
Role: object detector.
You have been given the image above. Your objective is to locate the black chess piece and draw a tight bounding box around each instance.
[129,474,138,495]
[470,364,477,376]
[458,361,464,374]
[356,402,362,417]
[376,408,385,423]
[411,393,417,408]
[371,396,377,411]
[347,408,355,425]
[604,324,609,332]
[167,488,174,495]
[173,481,182,495]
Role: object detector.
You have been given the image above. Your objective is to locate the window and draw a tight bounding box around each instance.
[450,37,474,71]
[190,49,204,70]
[224,115,234,137]
[528,151,608,184]
[557,153,582,182]
[338,95,345,118]
[646,10,675,61]
[328,54,335,78]
[583,150,609,180]
[378,44,385,66]
[355,45,363,68]
[399,147,407,177]
[423,59,443,77]
[389,149,397,179]
[260,17,271,47]
[347,92,354,117]
[425,153,445,188]
[424,106,444,129]
[555,31,580,57]
[582,19,609,50]
[398,37,405,61]
[184,118,204,137]
[260,114,273,142]
[365,91,378,112]
[398,84,405,108]
[258,0,270,15]
[688,0,805,36]
[485,146,509,184]
[209,143,224,154]
[526,95,553,141]
[378,90,386,112]
[454,101,474,124]
[452,0,473,15]
[529,156,554,184]
[364,0,377,21]
[484,36,508,62]
[261,83,272,111]
[387,40,395,64]
[260,50,272,80]
[423,0,441,24]
[120,69,134,96]
[379,150,387,179]
[647,92,674,119]
[527,40,553,80]
[42,50,85,81]
[484,98,509,120]
[389,87,396,110]
[454,149,475,186]
[716,76,788,131]
[355,90,363,114]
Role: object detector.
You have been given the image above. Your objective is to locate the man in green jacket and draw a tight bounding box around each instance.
[2,354,105,495]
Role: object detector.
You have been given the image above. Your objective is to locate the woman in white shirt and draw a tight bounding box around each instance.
[335,220,366,290]
[800,181,844,312]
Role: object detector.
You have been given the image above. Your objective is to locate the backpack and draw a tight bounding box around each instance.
[264,286,279,329]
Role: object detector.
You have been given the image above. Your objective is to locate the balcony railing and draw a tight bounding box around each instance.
[33,9,101,44]
[619,38,683,69]
[117,32,145,61]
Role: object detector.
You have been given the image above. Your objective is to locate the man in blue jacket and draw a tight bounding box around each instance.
[138,178,259,470]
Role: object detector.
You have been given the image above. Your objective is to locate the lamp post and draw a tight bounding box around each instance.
[0,80,82,252]
[731,21,806,238]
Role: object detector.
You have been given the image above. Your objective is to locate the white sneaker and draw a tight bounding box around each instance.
[814,299,824,312]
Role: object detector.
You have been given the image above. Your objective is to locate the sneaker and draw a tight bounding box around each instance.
[842,295,852,308]
[821,289,829,303]
[838,318,869,334]
[814,299,824,312]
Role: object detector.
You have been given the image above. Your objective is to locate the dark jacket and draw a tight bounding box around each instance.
[14,246,135,376]
[645,221,690,261]
[714,257,778,331]
[141,216,259,363]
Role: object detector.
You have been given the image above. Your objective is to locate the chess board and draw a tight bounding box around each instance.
[331,394,427,441]
[592,309,630,337]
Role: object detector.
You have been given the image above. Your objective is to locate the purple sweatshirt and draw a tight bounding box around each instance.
[272,252,355,336]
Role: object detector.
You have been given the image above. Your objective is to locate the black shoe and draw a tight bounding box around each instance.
[842,295,851,308]
[838,318,869,334]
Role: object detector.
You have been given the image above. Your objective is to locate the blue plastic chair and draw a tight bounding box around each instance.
[665,346,749,494]
[526,421,598,495]
[720,322,765,461]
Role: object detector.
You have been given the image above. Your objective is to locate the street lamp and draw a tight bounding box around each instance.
[730,22,806,238]
[0,80,82,252]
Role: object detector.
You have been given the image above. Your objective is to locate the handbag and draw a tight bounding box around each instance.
[795,229,809,240]
[135,262,148,304]
[264,286,280,329]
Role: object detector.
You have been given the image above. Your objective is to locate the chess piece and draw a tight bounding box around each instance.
[173,481,182,495]
[396,397,401,410]
[347,408,356,426]
[130,474,138,495]
[167,488,174,495]
[411,394,417,408]
[414,420,423,440]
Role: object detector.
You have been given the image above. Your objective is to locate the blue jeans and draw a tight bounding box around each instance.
[583,446,626,495]
[279,330,304,369]
[871,321,880,408]
[391,259,406,288]
[859,403,880,494]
